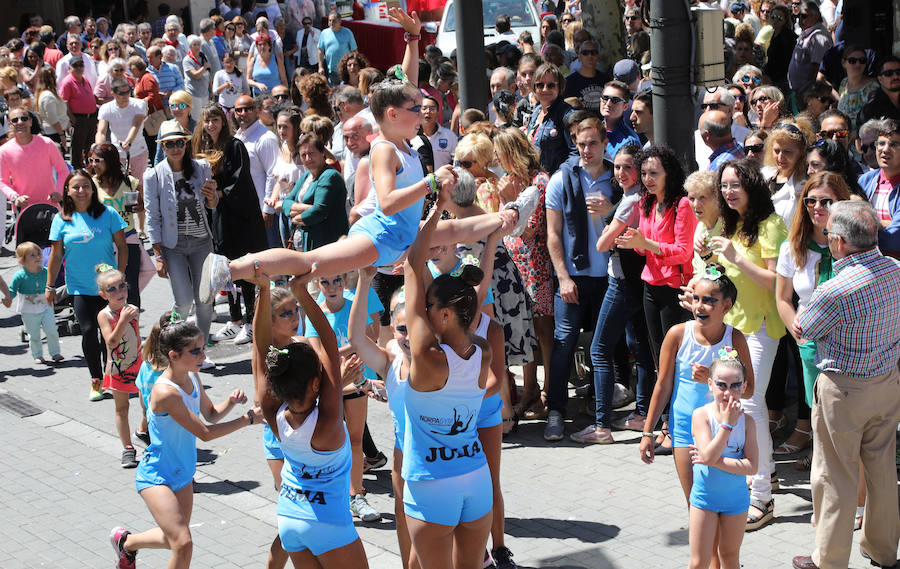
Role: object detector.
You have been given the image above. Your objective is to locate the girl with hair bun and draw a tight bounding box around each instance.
[401,194,494,569]
[109,311,261,569]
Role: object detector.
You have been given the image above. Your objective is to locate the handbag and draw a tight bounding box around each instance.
[143,108,167,136]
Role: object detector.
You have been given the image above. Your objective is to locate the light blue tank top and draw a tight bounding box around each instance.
[385,342,408,451]
[277,404,353,524]
[402,343,486,482]
[139,373,202,484]
[252,54,280,91]
[428,260,494,305]
[368,138,426,245]
[672,322,733,423]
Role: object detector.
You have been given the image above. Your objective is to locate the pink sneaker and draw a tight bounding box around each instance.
[569,425,614,444]
[612,412,646,432]
[109,527,136,569]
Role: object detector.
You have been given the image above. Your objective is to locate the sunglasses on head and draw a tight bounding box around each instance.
[803,196,833,209]
[844,56,866,65]
[744,143,764,154]
[163,139,186,149]
[818,128,847,139]
[104,282,129,294]
[601,94,625,104]
[534,81,557,90]
[169,102,188,110]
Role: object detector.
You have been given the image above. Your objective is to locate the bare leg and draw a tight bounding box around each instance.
[407,516,455,569]
[125,484,195,569]
[112,390,133,448]
[532,315,554,393]
[287,549,324,569]
[431,214,504,248]
[229,235,379,282]
[265,457,289,568]
[451,512,492,569]
[673,447,694,504]
[316,538,370,568]
[344,395,368,495]
[267,458,284,490]
[687,506,718,569]
[392,448,419,569]
[716,512,748,569]
[478,424,505,550]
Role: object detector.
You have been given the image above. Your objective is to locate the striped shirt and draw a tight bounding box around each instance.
[148,62,183,101]
[797,248,900,377]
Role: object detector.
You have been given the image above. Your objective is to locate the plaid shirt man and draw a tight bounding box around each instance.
[708,139,745,172]
[797,248,900,377]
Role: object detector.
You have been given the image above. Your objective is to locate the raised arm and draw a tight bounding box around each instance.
[348,267,391,377]
[388,7,421,86]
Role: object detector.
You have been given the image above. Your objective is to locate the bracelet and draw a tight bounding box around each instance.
[424,173,438,195]
[700,252,714,261]
[641,432,654,438]
[721,422,734,432]
[246,409,254,425]
[45,286,55,291]
[354,377,368,389]
[404,32,421,42]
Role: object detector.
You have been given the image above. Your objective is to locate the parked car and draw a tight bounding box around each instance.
[426,0,541,56]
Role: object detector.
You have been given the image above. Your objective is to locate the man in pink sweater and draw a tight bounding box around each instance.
[0,107,69,212]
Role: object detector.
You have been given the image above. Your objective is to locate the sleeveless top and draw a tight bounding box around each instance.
[367,138,426,245]
[473,312,490,339]
[140,373,202,482]
[402,344,486,482]
[672,321,734,423]
[104,307,143,383]
[385,341,409,450]
[690,405,749,510]
[252,54,280,91]
[277,404,353,524]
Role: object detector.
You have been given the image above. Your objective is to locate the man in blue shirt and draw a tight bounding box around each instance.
[318,12,357,86]
[147,46,183,105]
[700,109,745,171]
[544,116,618,442]
[600,80,641,159]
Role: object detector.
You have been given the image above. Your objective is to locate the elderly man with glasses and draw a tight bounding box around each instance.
[788,1,833,92]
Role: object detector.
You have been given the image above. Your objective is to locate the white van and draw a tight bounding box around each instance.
[427,0,541,56]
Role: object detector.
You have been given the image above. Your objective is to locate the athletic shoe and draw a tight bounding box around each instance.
[350,494,382,522]
[612,412,646,431]
[613,383,635,409]
[543,410,564,441]
[492,546,518,569]
[200,358,216,371]
[211,322,241,342]
[90,379,104,402]
[134,431,151,446]
[121,447,139,469]
[199,253,233,304]
[483,549,496,568]
[233,324,253,345]
[570,425,614,444]
[109,527,137,569]
[363,452,388,473]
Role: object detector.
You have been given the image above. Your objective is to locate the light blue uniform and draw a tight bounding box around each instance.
[276,404,357,554]
[135,361,164,413]
[348,139,425,266]
[402,343,492,525]
[671,322,733,447]
[135,373,201,493]
[472,313,503,429]
[689,406,750,516]
[428,260,495,306]
[385,342,409,450]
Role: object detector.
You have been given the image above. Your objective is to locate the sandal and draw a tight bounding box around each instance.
[746,498,774,531]
[502,413,519,436]
[795,451,812,471]
[769,414,787,439]
[771,472,780,492]
[774,428,812,455]
[854,506,864,531]
[654,427,673,456]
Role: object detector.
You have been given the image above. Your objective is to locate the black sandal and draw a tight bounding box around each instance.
[654,427,674,456]
[502,413,519,437]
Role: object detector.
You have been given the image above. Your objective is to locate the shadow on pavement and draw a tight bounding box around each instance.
[523,544,619,568]
[194,479,261,495]
[505,517,620,543]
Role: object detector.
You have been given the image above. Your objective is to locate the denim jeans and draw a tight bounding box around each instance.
[590,276,655,428]
[162,235,214,342]
[547,276,608,415]
[22,308,61,359]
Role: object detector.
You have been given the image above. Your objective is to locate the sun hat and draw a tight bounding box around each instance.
[157,120,192,142]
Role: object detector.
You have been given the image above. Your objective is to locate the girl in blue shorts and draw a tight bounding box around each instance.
[256,271,369,568]
[109,312,262,569]
[639,265,754,504]
[197,13,522,305]
[688,352,758,569]
[402,195,494,569]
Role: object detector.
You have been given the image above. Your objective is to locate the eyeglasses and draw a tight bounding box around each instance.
[876,140,900,150]
[535,82,558,90]
[114,89,131,96]
[818,128,847,139]
[860,142,875,154]
[770,14,785,22]
[88,157,105,163]
[163,139,186,149]
[624,16,639,21]
[803,196,833,209]
[740,74,761,85]
[277,306,299,319]
[580,49,599,56]
[104,282,129,293]
[233,106,254,113]
[845,56,866,65]
[720,182,744,192]
[187,346,205,356]
[700,102,724,110]
[9,116,30,124]
[562,17,573,23]
[714,380,743,391]
[814,95,835,106]
[880,68,900,78]
[169,103,188,110]
[601,94,626,104]
[454,159,474,169]
[751,95,772,105]
[744,143,764,154]
[273,93,290,100]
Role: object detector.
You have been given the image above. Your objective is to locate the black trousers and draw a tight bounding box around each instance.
[71,112,98,168]
[73,294,107,379]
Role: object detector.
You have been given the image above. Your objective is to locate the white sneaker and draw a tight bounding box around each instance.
[200,358,216,371]
[211,322,241,342]
[233,323,253,345]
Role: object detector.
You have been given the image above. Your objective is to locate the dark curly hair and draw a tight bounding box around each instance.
[716,158,775,248]
[427,265,484,328]
[265,342,322,403]
[298,73,333,119]
[636,145,687,217]
[337,50,369,85]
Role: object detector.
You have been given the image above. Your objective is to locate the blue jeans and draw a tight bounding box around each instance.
[547,276,608,415]
[590,276,655,428]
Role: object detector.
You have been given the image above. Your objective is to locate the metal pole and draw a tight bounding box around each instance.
[649,0,695,169]
[454,1,489,114]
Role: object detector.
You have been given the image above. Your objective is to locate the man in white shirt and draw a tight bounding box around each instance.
[95,78,150,179]
[233,95,281,248]
[331,86,372,162]
[420,95,456,169]
[693,86,750,169]
[56,34,98,87]
[341,115,373,210]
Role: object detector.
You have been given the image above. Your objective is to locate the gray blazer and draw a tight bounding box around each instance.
[143,157,213,250]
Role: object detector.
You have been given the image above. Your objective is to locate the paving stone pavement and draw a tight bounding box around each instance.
[0,249,882,568]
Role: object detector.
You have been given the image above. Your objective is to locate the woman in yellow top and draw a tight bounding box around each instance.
[708,158,787,532]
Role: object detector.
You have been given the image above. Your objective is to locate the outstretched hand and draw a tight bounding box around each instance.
[388,7,421,35]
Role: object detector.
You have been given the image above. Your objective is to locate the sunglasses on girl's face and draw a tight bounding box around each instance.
[163,139,186,149]
[169,103,188,110]
[104,282,129,293]
[803,197,833,209]
[88,157,105,164]
[277,306,299,319]
[744,143,764,154]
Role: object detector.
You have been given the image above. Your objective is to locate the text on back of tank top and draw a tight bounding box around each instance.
[280,484,327,505]
[424,440,482,463]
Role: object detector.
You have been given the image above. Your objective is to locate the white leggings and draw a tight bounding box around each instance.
[742,321,780,503]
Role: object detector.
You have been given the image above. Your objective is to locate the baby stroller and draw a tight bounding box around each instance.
[14,203,79,339]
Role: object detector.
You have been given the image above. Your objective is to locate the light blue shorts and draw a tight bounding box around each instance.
[277,516,359,555]
[403,464,493,526]
[263,424,284,460]
[348,216,411,267]
[477,393,503,429]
